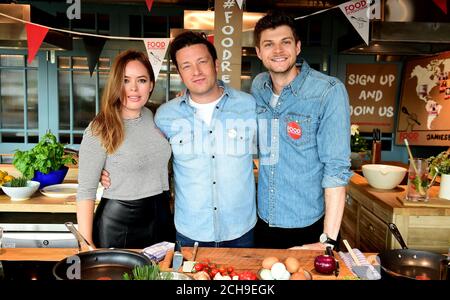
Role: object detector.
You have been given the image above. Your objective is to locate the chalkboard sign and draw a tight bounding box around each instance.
[346,64,399,133]
[396,51,450,146]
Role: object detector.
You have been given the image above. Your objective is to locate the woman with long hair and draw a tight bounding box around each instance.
[76,50,173,248]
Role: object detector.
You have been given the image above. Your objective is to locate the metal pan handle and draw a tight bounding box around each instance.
[388,223,408,249]
[65,222,95,252]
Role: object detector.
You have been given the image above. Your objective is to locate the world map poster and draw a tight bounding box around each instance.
[396,51,450,146]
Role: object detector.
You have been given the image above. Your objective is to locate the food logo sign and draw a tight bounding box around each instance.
[143,38,170,80]
[213,0,243,90]
[346,64,399,133]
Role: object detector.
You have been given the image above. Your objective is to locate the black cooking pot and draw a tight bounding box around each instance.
[377,223,449,280]
[53,222,151,280]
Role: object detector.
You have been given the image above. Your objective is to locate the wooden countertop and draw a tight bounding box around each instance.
[0,247,360,280]
[349,172,450,216]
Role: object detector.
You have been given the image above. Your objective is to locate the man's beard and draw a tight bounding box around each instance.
[269,60,297,75]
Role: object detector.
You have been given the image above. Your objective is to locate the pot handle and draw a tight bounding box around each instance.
[65,222,95,252]
[388,223,408,249]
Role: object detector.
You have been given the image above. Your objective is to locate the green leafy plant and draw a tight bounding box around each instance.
[428,150,450,177]
[9,177,28,187]
[123,263,173,280]
[13,131,77,179]
[350,124,368,153]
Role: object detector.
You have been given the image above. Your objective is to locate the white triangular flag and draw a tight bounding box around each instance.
[235,0,243,10]
[368,0,381,20]
[339,0,370,45]
[142,38,170,79]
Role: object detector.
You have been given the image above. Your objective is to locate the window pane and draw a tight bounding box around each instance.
[58,57,71,69]
[98,14,110,32]
[98,57,110,70]
[169,73,185,100]
[129,15,142,37]
[0,55,24,67]
[0,69,24,129]
[99,71,109,105]
[58,70,71,130]
[73,70,96,130]
[27,56,38,68]
[1,132,24,143]
[150,74,167,104]
[73,57,88,70]
[27,70,38,129]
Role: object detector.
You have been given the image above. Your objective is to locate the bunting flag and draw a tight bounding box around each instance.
[143,38,170,80]
[235,0,244,10]
[82,36,107,76]
[433,0,448,14]
[207,34,214,45]
[26,23,49,64]
[145,0,154,12]
[339,0,370,45]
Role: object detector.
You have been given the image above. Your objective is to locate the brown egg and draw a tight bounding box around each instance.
[284,257,300,273]
[290,271,307,280]
[262,256,280,269]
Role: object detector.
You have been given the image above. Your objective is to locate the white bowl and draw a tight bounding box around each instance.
[362,164,407,190]
[1,180,40,201]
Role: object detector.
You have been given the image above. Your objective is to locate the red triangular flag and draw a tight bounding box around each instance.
[145,0,154,12]
[433,0,448,14]
[26,23,49,64]
[207,34,214,45]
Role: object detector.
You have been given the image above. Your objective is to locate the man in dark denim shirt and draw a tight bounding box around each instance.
[251,12,352,249]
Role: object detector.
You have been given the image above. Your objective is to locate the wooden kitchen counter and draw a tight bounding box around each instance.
[345,173,450,253]
[0,247,360,280]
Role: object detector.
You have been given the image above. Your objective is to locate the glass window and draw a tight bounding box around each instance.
[27,70,38,129]
[58,70,71,130]
[0,69,24,129]
[1,55,24,67]
[73,70,96,130]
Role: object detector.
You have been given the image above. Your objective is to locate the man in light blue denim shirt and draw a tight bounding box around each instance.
[154,31,257,247]
[251,12,352,250]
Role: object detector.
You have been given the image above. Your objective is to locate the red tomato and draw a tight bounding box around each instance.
[229,271,238,278]
[209,263,216,269]
[238,271,258,280]
[194,263,204,272]
[227,266,234,274]
[219,267,227,276]
[415,275,431,280]
[210,268,219,277]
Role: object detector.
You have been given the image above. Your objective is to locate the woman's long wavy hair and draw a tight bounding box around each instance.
[91,50,155,154]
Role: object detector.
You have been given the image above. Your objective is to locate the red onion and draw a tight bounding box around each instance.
[314,255,336,274]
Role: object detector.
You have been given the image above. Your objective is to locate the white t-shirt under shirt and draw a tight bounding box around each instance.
[270,93,280,108]
[189,94,224,126]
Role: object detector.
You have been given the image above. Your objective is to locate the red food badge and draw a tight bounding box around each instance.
[287,121,302,140]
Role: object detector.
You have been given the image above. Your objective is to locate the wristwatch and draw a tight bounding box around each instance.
[319,233,338,249]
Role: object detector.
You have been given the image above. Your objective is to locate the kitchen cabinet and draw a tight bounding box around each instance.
[342,173,450,254]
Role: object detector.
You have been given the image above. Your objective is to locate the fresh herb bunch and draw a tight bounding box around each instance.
[350,124,368,153]
[123,263,173,280]
[13,131,77,179]
[428,150,450,177]
[10,177,28,187]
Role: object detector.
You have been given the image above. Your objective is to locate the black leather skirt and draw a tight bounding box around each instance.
[93,191,175,249]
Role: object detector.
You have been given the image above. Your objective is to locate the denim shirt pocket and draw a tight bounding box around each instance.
[169,132,195,161]
[283,113,313,146]
[224,129,252,157]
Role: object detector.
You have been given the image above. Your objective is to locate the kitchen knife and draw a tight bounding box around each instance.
[172,241,183,272]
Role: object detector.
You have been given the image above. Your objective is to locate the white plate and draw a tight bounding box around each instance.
[40,183,104,200]
[40,183,78,198]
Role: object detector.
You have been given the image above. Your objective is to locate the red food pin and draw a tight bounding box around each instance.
[287,121,302,140]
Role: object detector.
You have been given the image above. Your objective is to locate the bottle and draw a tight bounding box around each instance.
[371,129,381,164]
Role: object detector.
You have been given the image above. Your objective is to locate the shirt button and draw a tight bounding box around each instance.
[213,181,216,184]
[216,106,219,109]
[212,155,215,159]
[209,130,213,134]
[270,189,274,193]
[214,207,217,210]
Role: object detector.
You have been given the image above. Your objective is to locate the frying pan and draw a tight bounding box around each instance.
[53,222,151,280]
[377,223,448,280]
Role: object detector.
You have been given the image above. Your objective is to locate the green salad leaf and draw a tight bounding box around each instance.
[123,262,173,280]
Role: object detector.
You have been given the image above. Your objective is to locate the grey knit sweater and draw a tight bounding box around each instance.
[77,107,171,201]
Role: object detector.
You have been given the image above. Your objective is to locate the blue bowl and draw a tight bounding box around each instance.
[32,166,69,189]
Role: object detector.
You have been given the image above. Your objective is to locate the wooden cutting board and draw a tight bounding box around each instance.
[160,247,359,280]
[397,196,450,208]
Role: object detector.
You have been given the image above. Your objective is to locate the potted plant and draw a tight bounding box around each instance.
[350,124,369,170]
[427,150,450,200]
[13,131,77,188]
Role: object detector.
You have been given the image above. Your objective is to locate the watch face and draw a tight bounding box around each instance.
[319,233,327,243]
